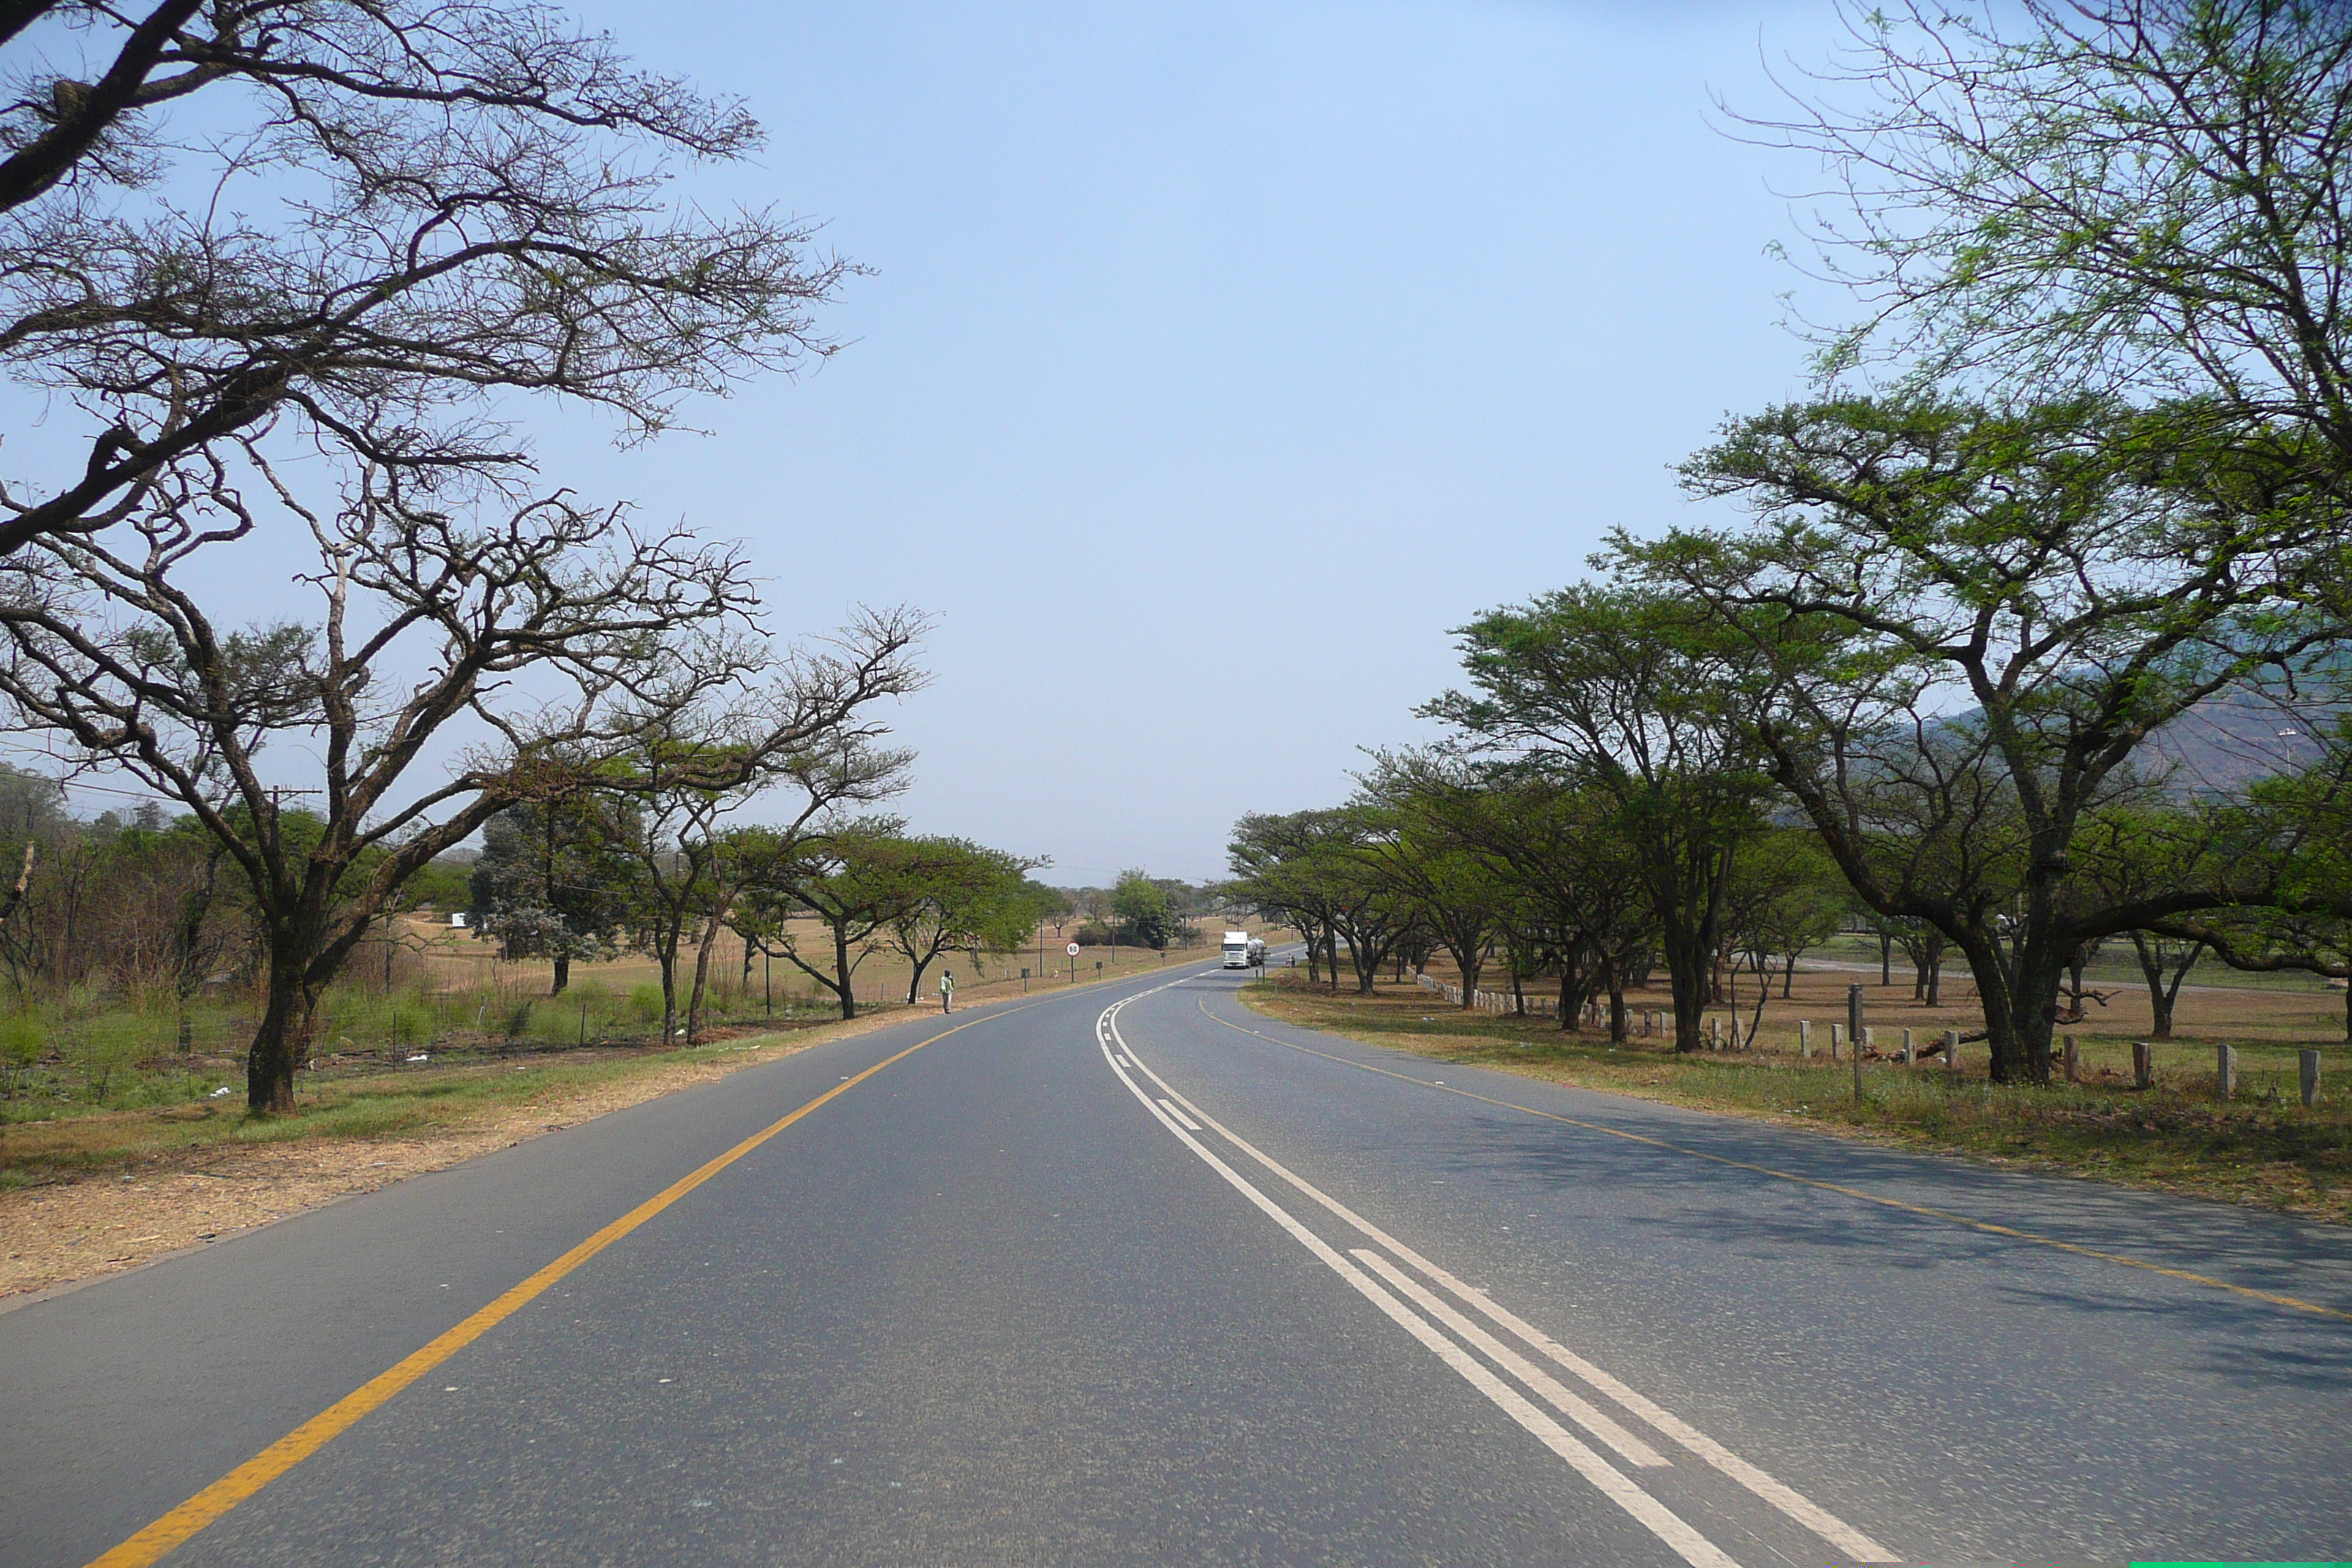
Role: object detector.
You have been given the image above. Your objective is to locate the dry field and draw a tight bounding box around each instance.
[1250,957,2351,1223]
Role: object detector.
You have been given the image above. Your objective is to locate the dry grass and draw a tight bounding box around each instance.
[1245,965,2352,1225]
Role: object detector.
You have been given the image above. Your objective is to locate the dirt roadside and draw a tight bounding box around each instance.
[0,1002,936,1305]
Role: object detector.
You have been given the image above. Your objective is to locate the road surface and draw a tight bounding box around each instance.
[3,960,2348,1566]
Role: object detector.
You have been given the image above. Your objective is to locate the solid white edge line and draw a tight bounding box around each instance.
[1098,1002,1743,1568]
[1346,1248,1668,1469]
[1124,995,1901,1566]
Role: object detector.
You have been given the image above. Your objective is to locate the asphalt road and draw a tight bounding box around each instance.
[4,960,2349,1567]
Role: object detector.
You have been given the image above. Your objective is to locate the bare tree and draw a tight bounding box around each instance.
[0,1,853,559]
[0,452,924,1110]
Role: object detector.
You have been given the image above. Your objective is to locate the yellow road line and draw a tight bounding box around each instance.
[1198,997,2352,1325]
[86,1000,1041,1568]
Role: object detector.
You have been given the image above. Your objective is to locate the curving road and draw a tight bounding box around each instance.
[4,959,2349,1566]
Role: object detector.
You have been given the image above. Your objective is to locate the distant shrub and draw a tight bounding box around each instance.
[387,1002,429,1046]
[66,1015,156,1101]
[0,1010,45,1073]
[503,999,535,1041]
[627,984,663,1024]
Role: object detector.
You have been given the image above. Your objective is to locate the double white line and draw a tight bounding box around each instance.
[1096,989,1897,1568]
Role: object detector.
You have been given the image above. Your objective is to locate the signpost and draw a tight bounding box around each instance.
[1848,984,1866,1104]
[1067,941,1079,984]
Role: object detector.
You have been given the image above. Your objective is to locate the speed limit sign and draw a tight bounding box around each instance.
[1066,942,1081,957]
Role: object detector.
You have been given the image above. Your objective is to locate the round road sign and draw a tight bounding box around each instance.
[1066,942,1081,957]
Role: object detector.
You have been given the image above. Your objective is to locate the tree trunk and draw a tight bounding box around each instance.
[905,946,935,1006]
[834,922,859,1019]
[1968,930,2062,1085]
[655,920,682,1042]
[1879,930,1892,987]
[551,953,570,997]
[1449,939,1484,1010]
[686,915,722,1040]
[2128,932,2173,1040]
[1659,923,1711,1053]
[246,950,320,1115]
[1599,951,1629,1042]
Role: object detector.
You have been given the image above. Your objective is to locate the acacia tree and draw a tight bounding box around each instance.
[1645,395,2337,1081]
[0,1,849,560]
[1423,586,1769,1051]
[1750,0,2352,484]
[0,453,925,1108]
[1368,752,1653,1036]
[1719,828,1846,1041]
[882,839,1046,1003]
[766,821,954,1020]
[611,707,917,1043]
[2149,732,2352,1040]
[1359,755,1515,1010]
[1228,811,1341,987]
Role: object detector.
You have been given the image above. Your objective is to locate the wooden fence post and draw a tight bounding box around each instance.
[2216,1042,2237,1101]
[2062,1035,2078,1084]
[2133,1041,2153,1090]
[1942,1030,1960,1079]
[1799,1019,1812,1058]
[2302,1050,2321,1108]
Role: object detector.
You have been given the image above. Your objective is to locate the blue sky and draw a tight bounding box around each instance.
[37,0,1856,881]
[534,0,1856,883]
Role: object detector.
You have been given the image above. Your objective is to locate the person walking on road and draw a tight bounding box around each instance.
[939,968,955,1014]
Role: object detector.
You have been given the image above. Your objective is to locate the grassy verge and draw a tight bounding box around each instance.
[1241,973,2351,1224]
[0,1030,824,1188]
[0,944,1206,1188]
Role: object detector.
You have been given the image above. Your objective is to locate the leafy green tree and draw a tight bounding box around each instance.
[1111,869,1177,951]
[885,840,1049,1002]
[1720,829,1847,1041]
[470,799,639,995]
[1424,585,1770,1051]
[1360,756,1518,1009]
[1754,0,2352,497]
[1648,394,2335,1081]
[766,823,953,1019]
[1228,813,1338,985]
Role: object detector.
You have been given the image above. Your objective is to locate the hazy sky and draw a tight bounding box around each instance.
[40,0,1863,882]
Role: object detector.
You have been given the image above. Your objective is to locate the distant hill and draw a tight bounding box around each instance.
[2141,684,2342,796]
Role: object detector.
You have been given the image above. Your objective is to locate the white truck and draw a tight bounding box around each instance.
[1221,931,1267,969]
